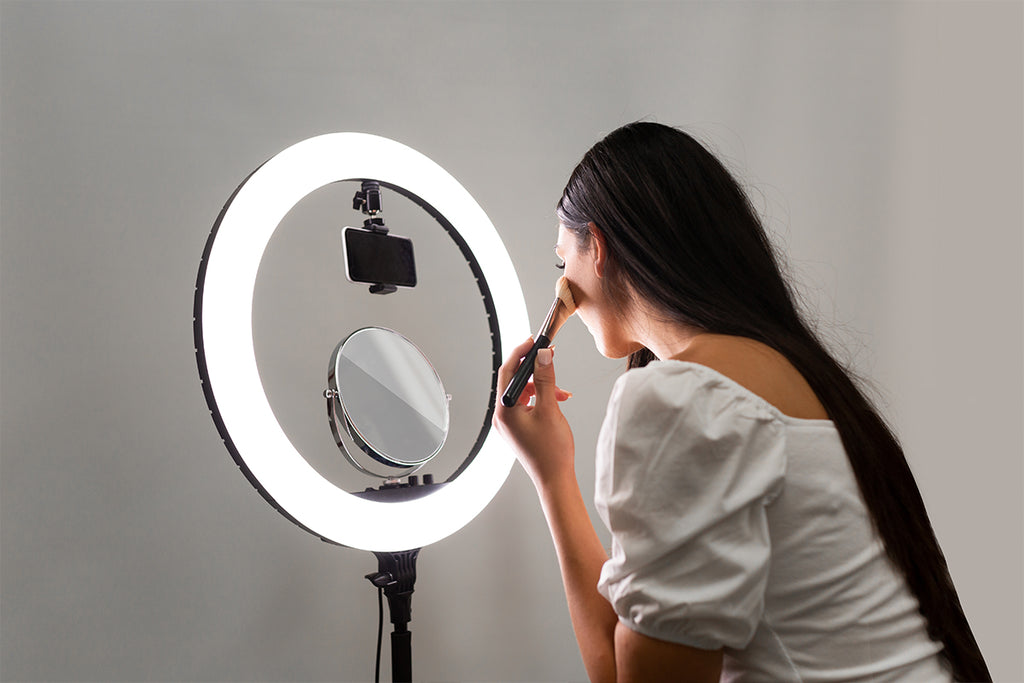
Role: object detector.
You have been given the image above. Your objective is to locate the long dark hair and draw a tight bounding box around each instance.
[557,122,989,681]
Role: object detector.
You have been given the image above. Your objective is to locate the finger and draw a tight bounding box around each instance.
[518,382,537,406]
[542,346,571,400]
[531,347,557,408]
[520,382,571,403]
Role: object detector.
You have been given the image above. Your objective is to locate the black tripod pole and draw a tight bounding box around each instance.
[389,623,412,682]
[367,549,420,683]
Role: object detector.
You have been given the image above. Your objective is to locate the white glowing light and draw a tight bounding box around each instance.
[198,133,528,551]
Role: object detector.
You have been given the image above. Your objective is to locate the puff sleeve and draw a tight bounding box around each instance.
[594,362,787,651]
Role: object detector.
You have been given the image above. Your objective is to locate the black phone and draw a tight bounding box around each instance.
[342,226,417,288]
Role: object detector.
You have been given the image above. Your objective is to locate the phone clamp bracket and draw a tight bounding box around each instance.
[352,181,398,295]
[364,217,389,234]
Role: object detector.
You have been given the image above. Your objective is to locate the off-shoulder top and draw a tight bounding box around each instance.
[595,361,950,682]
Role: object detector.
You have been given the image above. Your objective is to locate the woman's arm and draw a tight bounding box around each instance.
[535,463,620,682]
[493,338,618,681]
[493,340,722,682]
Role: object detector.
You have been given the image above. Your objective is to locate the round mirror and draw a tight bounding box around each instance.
[328,327,450,477]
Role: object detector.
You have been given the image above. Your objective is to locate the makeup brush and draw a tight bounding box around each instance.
[501,276,577,407]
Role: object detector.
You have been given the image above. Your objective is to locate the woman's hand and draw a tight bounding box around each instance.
[493,337,575,487]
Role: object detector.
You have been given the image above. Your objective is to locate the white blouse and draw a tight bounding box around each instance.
[595,361,950,682]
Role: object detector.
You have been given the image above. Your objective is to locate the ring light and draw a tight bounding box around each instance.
[195,133,529,552]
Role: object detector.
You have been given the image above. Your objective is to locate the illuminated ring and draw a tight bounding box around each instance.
[194,133,529,551]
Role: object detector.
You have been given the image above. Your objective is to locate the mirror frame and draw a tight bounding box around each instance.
[327,326,450,476]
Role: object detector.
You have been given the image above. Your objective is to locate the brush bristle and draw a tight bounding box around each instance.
[555,276,577,314]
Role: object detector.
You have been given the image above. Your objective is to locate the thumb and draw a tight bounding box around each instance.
[531,347,557,407]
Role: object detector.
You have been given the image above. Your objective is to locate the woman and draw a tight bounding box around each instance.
[493,122,989,682]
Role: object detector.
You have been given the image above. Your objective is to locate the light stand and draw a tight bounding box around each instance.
[366,549,419,683]
[194,133,529,682]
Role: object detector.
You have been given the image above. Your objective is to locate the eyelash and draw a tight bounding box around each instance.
[555,260,565,270]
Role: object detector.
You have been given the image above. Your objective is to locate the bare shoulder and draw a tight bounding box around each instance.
[674,334,829,421]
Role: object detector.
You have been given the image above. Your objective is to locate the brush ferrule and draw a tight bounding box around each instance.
[538,299,562,339]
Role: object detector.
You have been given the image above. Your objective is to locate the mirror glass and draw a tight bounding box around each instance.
[329,327,449,472]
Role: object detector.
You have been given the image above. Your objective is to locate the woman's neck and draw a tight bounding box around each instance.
[633,318,706,361]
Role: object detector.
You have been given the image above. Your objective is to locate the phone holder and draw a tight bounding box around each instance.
[352,181,401,295]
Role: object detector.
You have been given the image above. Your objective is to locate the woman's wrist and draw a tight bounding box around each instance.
[526,458,577,494]
[533,468,584,516]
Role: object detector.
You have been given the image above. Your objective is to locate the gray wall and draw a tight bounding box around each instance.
[1,1,1020,681]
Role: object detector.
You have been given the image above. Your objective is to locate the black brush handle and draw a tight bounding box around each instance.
[501,334,552,407]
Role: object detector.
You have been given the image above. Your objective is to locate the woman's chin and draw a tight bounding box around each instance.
[595,339,643,360]
[582,319,641,359]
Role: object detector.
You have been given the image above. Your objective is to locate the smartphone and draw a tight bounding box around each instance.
[343,226,417,288]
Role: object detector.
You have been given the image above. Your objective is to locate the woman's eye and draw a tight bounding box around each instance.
[555,259,565,270]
